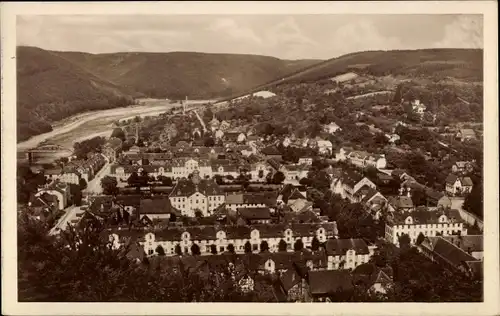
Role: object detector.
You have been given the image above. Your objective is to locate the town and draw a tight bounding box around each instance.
[17,72,484,302]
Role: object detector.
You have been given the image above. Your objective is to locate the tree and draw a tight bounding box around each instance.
[311,236,321,251]
[79,178,87,190]
[272,171,285,184]
[127,172,140,187]
[191,243,201,255]
[156,245,166,256]
[294,239,304,251]
[278,239,288,252]
[194,209,203,218]
[111,128,126,141]
[227,244,235,254]
[244,241,252,253]
[210,244,218,255]
[260,241,269,252]
[398,233,411,249]
[159,176,173,186]
[203,136,215,147]
[100,176,118,195]
[69,184,83,206]
[463,178,483,219]
[175,244,182,256]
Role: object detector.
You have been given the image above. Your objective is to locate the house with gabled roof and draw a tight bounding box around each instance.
[332,169,377,203]
[352,263,393,294]
[325,238,371,270]
[169,170,225,217]
[456,129,477,142]
[445,174,474,196]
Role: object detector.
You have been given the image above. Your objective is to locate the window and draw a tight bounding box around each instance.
[220,246,225,253]
[252,244,258,251]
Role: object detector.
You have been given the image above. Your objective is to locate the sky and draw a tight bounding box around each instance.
[17,14,483,60]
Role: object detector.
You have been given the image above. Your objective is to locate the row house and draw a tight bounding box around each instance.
[169,170,225,217]
[385,208,467,247]
[331,170,377,203]
[445,174,473,196]
[107,222,338,257]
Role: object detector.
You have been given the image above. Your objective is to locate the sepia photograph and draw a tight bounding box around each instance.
[1,1,499,316]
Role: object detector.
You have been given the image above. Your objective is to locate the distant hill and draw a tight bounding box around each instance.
[17,46,320,141]
[53,50,321,100]
[217,49,483,102]
[17,46,134,142]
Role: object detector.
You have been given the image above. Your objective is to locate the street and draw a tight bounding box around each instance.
[49,205,82,235]
[84,156,111,194]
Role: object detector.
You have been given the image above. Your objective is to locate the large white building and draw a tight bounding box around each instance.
[335,148,387,169]
[107,222,338,257]
[169,170,225,217]
[385,208,467,247]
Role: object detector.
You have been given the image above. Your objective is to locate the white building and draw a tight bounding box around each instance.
[411,99,426,114]
[325,238,372,270]
[169,170,225,217]
[317,139,333,155]
[107,222,337,257]
[323,122,342,134]
[385,208,467,247]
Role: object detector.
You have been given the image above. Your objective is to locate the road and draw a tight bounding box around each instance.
[192,110,208,133]
[84,157,111,194]
[49,205,82,235]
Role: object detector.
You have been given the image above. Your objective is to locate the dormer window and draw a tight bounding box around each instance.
[439,215,447,223]
[251,229,260,239]
[217,230,226,240]
[182,232,190,240]
[285,229,292,236]
[405,216,413,225]
[146,233,154,241]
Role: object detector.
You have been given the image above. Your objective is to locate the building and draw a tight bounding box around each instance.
[451,161,475,174]
[387,191,414,212]
[334,148,386,169]
[298,157,313,166]
[280,164,309,183]
[237,207,272,224]
[325,239,372,270]
[308,270,354,301]
[411,99,427,114]
[352,263,393,294]
[106,222,337,257]
[332,170,377,203]
[225,132,246,144]
[36,180,71,210]
[445,174,474,196]
[316,139,333,155]
[225,192,277,212]
[385,208,467,247]
[102,137,123,162]
[169,170,225,217]
[419,236,482,279]
[385,133,400,144]
[456,129,477,142]
[323,122,341,134]
[139,198,181,221]
[261,146,282,161]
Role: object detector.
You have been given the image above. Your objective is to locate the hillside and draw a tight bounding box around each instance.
[17,46,134,142]
[217,49,483,103]
[53,51,321,100]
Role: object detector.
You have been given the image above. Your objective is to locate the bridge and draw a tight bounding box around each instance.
[18,144,73,164]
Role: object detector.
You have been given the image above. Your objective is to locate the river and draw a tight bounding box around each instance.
[17,99,213,152]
